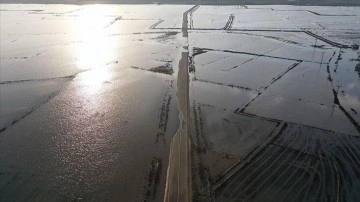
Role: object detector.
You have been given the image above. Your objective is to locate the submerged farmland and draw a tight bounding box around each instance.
[0,4,360,201]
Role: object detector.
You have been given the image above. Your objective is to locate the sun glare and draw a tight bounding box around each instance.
[71,6,117,94]
[72,6,115,68]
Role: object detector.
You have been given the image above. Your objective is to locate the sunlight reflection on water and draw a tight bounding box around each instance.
[71,6,118,94]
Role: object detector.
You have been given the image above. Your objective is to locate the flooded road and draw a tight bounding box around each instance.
[1,4,360,201]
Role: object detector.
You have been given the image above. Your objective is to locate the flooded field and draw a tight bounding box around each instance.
[1,3,360,201]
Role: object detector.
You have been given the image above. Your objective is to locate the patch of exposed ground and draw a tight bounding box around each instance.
[356,63,360,77]
[150,32,178,42]
[131,64,174,75]
[150,64,174,75]
[143,157,162,201]
[156,80,174,144]
[223,14,234,30]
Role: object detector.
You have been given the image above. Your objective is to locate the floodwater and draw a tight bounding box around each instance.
[1,4,360,202]
[187,4,360,202]
[0,4,190,201]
